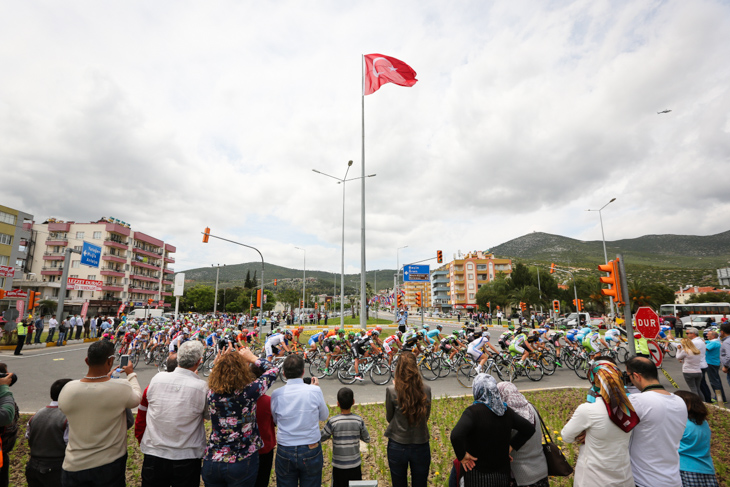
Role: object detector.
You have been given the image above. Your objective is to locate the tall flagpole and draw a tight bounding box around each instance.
[360,54,367,330]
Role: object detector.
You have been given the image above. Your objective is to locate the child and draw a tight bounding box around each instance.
[320,387,371,487]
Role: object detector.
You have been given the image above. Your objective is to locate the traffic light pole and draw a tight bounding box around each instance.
[421,283,425,327]
[617,253,636,357]
[55,248,81,323]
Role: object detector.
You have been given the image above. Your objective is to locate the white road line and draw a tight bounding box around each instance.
[0,346,88,359]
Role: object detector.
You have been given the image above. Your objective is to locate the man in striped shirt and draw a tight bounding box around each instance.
[320,388,371,487]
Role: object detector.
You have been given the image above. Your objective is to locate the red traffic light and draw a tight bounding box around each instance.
[550,263,556,274]
[203,227,210,243]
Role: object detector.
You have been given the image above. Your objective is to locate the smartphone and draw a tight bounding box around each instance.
[120,355,130,367]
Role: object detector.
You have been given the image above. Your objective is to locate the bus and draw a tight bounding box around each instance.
[658,302,730,328]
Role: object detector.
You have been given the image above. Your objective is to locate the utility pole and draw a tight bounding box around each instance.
[213,264,220,314]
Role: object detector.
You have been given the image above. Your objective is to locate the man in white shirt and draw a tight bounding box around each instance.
[141,341,208,487]
[687,327,712,402]
[626,357,688,487]
[271,354,328,487]
[47,314,58,343]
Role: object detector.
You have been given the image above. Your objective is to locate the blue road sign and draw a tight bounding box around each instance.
[80,241,101,268]
[403,264,430,282]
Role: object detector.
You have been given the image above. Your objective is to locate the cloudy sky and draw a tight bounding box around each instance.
[2,0,729,275]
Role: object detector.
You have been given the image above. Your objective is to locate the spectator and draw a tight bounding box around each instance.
[14,317,28,356]
[626,357,687,487]
[271,354,328,487]
[561,359,639,487]
[451,374,534,487]
[673,391,719,487]
[135,357,178,445]
[0,363,18,487]
[74,314,83,340]
[705,330,726,404]
[58,340,141,487]
[56,317,68,346]
[677,338,703,398]
[497,382,548,487]
[686,327,712,402]
[33,314,45,344]
[320,387,371,487]
[25,378,72,487]
[141,341,208,487]
[204,346,278,487]
[720,322,730,388]
[251,363,276,487]
[384,351,432,487]
[67,315,77,340]
[46,314,58,343]
[83,316,91,339]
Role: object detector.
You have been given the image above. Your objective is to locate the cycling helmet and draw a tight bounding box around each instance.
[285,330,292,338]
[543,324,551,329]
[422,324,430,330]
[530,329,540,336]
[322,328,329,334]
[483,331,491,340]
[436,324,443,331]
[371,330,380,336]
[508,324,515,331]
[452,330,460,337]
[216,329,223,334]
[298,326,303,332]
[416,330,424,337]
[338,329,345,336]
[183,327,190,334]
[458,330,466,338]
[375,325,382,332]
[348,332,356,339]
[396,330,403,338]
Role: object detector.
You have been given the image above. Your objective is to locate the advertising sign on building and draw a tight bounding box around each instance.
[67,278,103,292]
[6,289,28,299]
[16,300,25,323]
[0,265,15,278]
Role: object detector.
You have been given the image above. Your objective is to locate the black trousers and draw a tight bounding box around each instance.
[62,453,127,487]
[332,465,362,487]
[675,326,684,338]
[141,454,201,487]
[26,462,63,487]
[255,449,274,487]
[15,335,26,355]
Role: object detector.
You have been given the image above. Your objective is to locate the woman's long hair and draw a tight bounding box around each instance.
[208,351,255,395]
[681,338,700,355]
[394,352,428,425]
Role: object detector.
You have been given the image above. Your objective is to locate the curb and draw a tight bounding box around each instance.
[0,337,99,350]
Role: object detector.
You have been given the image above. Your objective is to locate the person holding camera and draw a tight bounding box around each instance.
[0,364,18,487]
[271,354,328,487]
[58,340,141,487]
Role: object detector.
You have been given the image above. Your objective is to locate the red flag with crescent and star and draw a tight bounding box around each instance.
[363,54,418,95]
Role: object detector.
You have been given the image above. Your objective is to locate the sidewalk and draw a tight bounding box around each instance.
[0,336,99,351]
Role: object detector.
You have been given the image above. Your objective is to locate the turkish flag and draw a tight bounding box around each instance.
[363,54,418,95]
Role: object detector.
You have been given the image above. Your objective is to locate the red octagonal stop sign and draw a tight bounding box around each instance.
[635,306,660,339]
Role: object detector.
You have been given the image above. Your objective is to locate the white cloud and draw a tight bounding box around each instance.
[1,0,729,275]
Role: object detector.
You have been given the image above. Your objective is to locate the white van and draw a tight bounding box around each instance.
[126,309,164,320]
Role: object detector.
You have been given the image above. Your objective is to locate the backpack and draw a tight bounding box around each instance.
[1,401,20,453]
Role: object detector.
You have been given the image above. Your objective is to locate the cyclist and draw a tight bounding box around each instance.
[382,331,403,366]
[509,327,534,366]
[604,328,623,350]
[401,329,424,355]
[307,329,327,357]
[352,331,374,381]
[582,326,609,359]
[467,330,499,373]
[265,331,290,359]
[291,326,304,345]
[169,327,190,354]
[425,324,444,352]
[526,329,544,351]
[322,330,346,374]
[441,330,465,363]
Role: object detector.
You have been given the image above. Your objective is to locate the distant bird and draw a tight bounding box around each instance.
[657,109,672,114]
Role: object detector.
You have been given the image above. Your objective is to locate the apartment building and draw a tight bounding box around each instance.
[0,205,34,292]
[448,250,512,310]
[18,217,175,317]
[402,280,431,310]
[430,266,450,312]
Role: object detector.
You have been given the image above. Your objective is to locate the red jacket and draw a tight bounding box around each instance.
[256,394,276,454]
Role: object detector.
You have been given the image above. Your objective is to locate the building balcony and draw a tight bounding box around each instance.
[131,260,159,271]
[48,222,71,232]
[43,254,65,261]
[163,267,174,274]
[161,291,172,297]
[134,232,163,248]
[162,279,172,286]
[105,223,131,237]
[131,274,159,283]
[104,240,128,250]
[164,256,175,263]
[102,254,126,264]
[46,237,68,246]
[101,269,125,277]
[41,268,64,276]
[432,278,449,284]
[134,247,162,260]
[102,285,124,292]
[129,287,158,295]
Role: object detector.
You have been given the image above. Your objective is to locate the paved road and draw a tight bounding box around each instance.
[1,330,687,412]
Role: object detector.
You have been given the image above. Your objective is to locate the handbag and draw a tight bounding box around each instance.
[535,408,573,477]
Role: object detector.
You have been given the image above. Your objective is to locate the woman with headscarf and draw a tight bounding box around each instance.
[497,382,549,487]
[561,359,640,487]
[450,374,535,487]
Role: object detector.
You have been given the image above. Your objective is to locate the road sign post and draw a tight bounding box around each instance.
[403,265,430,282]
[635,306,660,339]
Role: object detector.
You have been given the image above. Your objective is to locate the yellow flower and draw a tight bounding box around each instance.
[557,437,563,441]
[435,472,440,476]
[553,430,559,435]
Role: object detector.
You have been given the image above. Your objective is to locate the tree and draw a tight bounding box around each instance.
[687,292,730,304]
[244,270,252,289]
[475,276,512,312]
[278,288,301,311]
[509,286,541,314]
[510,263,531,290]
[185,285,215,312]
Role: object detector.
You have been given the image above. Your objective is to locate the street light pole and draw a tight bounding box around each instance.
[294,247,306,314]
[312,162,375,329]
[587,197,616,320]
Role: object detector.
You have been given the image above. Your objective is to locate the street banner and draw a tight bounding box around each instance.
[117,302,126,318]
[6,289,28,299]
[16,300,24,323]
[81,301,89,319]
[67,278,103,292]
[0,265,15,278]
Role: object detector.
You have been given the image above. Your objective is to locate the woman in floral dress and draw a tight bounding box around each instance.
[202,347,278,487]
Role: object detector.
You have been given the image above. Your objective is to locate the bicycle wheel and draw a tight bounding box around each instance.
[564,351,577,370]
[539,354,556,376]
[143,349,154,365]
[131,350,140,367]
[457,363,477,388]
[309,357,327,379]
[524,359,544,381]
[574,357,589,380]
[616,346,629,363]
[666,342,677,358]
[436,357,452,378]
[202,356,215,377]
[496,360,516,382]
[337,364,357,385]
[369,360,392,385]
[419,357,439,381]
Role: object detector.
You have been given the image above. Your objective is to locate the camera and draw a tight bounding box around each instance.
[621,370,632,387]
[0,372,18,387]
[303,377,312,385]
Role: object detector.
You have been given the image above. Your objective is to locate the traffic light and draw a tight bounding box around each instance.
[257,290,262,307]
[203,227,210,243]
[274,279,277,286]
[550,263,556,274]
[148,298,153,305]
[397,294,403,307]
[519,302,526,312]
[28,291,39,309]
[572,299,583,311]
[314,302,318,309]
[300,300,304,307]
[552,299,560,313]
[437,250,443,264]
[598,258,624,306]
[415,291,421,307]
[0,289,5,300]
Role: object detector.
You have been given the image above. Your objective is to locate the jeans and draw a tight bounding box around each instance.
[387,439,431,487]
[275,443,323,487]
[34,327,44,343]
[56,332,66,346]
[62,453,126,487]
[141,454,201,487]
[683,372,703,398]
[46,328,56,343]
[202,453,258,487]
[675,326,684,338]
[707,364,727,402]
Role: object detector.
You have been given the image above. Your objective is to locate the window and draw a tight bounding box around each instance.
[74,246,82,251]
[77,290,84,298]
[53,246,60,253]
[468,274,474,280]
[88,275,96,280]
[93,231,102,239]
[466,263,474,270]
[122,292,127,298]
[0,277,4,288]
[71,260,80,268]
[76,232,84,239]
[48,275,56,282]
[477,264,487,271]
[0,233,12,246]
[69,275,78,278]
[0,256,7,266]
[469,293,475,299]
[0,211,16,225]
[468,283,475,290]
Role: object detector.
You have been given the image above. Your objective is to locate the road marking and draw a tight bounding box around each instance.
[53,358,65,361]
[1,347,88,359]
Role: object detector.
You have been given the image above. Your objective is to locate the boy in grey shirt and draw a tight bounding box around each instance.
[321,387,370,487]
